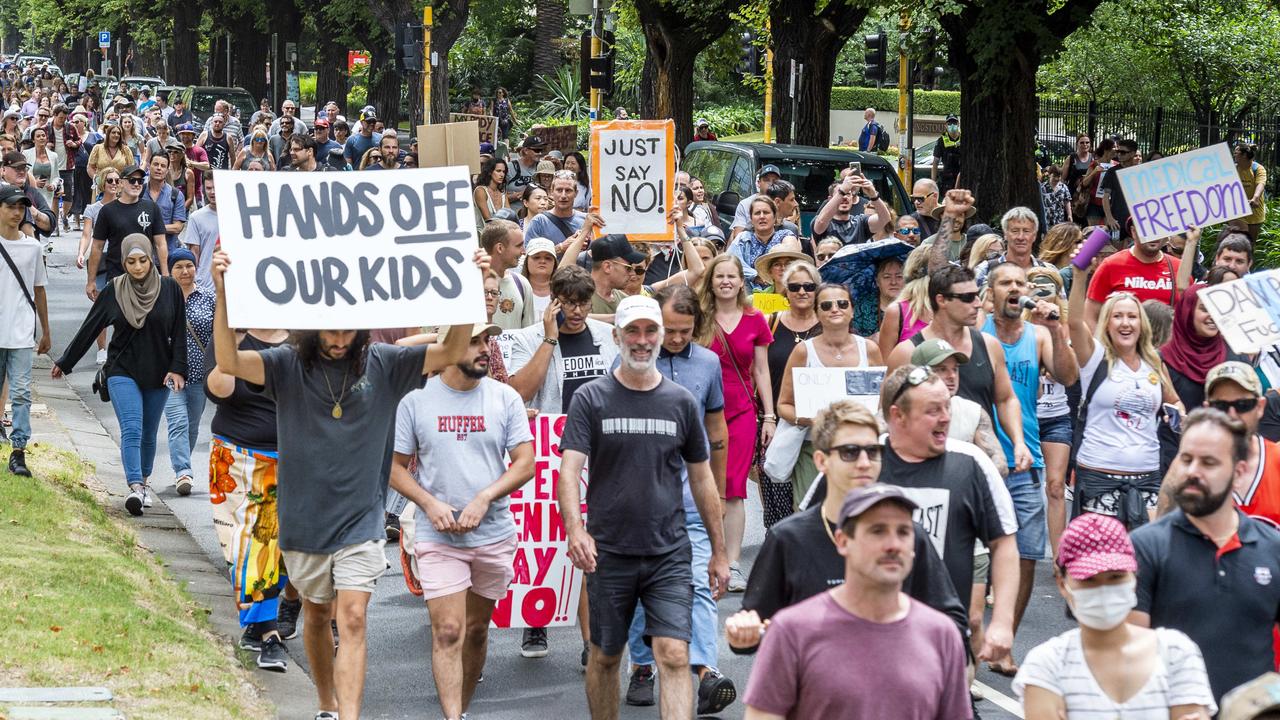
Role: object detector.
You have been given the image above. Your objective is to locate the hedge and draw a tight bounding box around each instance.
[830,86,961,117]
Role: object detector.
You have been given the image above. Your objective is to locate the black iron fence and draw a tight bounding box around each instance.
[1038,98,1280,190]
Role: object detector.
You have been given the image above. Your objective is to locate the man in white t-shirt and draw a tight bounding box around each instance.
[479,219,535,331]
[0,185,51,477]
[390,323,534,720]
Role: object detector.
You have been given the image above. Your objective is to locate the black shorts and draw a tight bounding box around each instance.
[587,543,692,657]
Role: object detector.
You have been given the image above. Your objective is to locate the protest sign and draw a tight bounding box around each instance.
[1115,143,1251,242]
[535,124,579,156]
[792,366,886,418]
[1199,269,1280,354]
[590,119,675,241]
[750,292,789,315]
[419,122,483,174]
[492,414,588,629]
[450,113,498,145]
[213,167,487,330]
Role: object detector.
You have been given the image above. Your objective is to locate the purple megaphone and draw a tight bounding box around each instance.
[1072,227,1112,270]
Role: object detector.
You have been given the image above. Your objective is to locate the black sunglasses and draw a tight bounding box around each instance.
[815,254,834,262]
[787,282,817,293]
[629,264,647,276]
[888,366,935,408]
[124,176,144,185]
[943,291,980,303]
[826,443,883,463]
[1208,398,1259,414]
[819,299,851,311]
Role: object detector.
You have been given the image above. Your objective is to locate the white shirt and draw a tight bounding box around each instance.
[1078,344,1162,472]
[0,232,47,349]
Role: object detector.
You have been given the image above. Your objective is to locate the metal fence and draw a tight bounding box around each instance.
[1038,98,1280,190]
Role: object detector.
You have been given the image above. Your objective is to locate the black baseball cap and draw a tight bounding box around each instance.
[519,135,546,150]
[1,151,29,169]
[0,185,31,206]
[121,164,144,178]
[590,234,647,264]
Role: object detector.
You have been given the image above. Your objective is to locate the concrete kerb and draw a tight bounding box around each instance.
[26,366,318,719]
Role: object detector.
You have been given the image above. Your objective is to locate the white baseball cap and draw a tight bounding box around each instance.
[525,237,557,259]
[614,295,663,330]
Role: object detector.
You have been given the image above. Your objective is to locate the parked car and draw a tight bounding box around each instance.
[912,134,1076,183]
[120,75,166,91]
[683,141,911,237]
[173,85,256,124]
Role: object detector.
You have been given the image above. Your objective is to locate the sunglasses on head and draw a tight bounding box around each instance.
[819,299,850,311]
[825,443,883,463]
[888,365,935,408]
[787,282,817,293]
[943,291,979,303]
[1208,398,1259,414]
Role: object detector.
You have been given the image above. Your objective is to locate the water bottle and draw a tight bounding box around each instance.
[1072,227,1111,270]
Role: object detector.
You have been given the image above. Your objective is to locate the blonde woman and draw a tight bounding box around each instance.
[967,232,1004,270]
[233,128,275,171]
[1068,258,1180,528]
[877,244,933,362]
[698,254,775,591]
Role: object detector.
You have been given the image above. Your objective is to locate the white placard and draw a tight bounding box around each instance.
[590,119,675,240]
[214,167,487,330]
[792,366,887,419]
[1115,143,1251,242]
[1199,269,1280,354]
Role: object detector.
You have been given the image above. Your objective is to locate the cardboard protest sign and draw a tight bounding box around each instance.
[418,122,483,174]
[590,119,675,241]
[1199,269,1280,354]
[213,167,487,330]
[535,124,579,156]
[792,366,887,418]
[449,113,498,145]
[1115,143,1251,242]
[492,414,588,629]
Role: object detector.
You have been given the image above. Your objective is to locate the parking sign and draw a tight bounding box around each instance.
[98,31,111,48]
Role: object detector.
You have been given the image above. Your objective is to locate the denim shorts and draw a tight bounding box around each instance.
[1038,414,1073,445]
[1006,469,1047,561]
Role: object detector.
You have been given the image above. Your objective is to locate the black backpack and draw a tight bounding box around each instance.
[875,124,890,152]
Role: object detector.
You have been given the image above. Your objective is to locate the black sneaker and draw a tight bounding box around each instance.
[520,627,548,658]
[625,665,655,706]
[385,512,401,541]
[278,598,301,640]
[257,636,288,672]
[239,627,263,652]
[7,448,31,477]
[696,667,737,715]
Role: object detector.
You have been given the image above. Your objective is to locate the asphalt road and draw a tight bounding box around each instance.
[39,227,1073,719]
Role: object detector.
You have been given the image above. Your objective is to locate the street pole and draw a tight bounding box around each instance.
[762,21,773,144]
[589,0,601,121]
[897,13,910,184]
[161,39,167,82]
[422,6,433,125]
[271,33,279,108]
[789,60,801,144]
[226,32,231,86]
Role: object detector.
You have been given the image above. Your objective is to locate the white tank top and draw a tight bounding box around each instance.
[803,335,868,368]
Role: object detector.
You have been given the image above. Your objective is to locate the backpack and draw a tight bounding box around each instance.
[875,124,890,152]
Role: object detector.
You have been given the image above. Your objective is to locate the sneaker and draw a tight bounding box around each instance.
[239,627,262,652]
[314,712,339,720]
[142,487,153,508]
[728,564,746,593]
[95,349,108,365]
[7,448,31,477]
[625,665,655,706]
[257,636,288,672]
[278,598,301,640]
[520,627,548,658]
[385,512,401,541]
[696,667,737,715]
[125,486,145,516]
[175,475,193,496]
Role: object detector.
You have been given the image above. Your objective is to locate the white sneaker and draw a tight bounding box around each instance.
[142,487,153,508]
[728,564,746,593]
[175,475,193,496]
[95,349,107,365]
[125,487,145,516]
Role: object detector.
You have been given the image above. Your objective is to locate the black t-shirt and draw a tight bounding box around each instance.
[93,197,166,278]
[204,133,232,170]
[742,504,967,640]
[910,329,995,422]
[561,374,709,555]
[208,333,282,451]
[881,441,1007,611]
[558,326,608,411]
[1260,389,1280,444]
[934,137,962,178]
[1100,165,1131,231]
[817,214,871,246]
[167,108,193,130]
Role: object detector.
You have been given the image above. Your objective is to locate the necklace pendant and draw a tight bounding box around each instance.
[332,402,343,419]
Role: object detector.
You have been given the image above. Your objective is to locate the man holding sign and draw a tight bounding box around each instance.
[208,247,489,720]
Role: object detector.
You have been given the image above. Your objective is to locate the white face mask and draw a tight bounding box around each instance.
[1066,578,1136,630]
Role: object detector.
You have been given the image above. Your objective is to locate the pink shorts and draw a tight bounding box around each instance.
[413,535,518,601]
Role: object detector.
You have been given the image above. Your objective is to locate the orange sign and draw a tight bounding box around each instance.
[589,119,676,242]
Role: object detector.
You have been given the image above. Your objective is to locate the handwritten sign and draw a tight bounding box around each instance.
[1115,143,1251,242]
[214,167,487,330]
[590,119,675,241]
[792,366,886,419]
[535,124,580,156]
[750,292,789,314]
[450,113,497,145]
[491,414,589,629]
[1199,269,1280,354]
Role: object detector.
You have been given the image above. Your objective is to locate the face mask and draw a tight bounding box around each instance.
[946,124,959,133]
[1065,578,1136,630]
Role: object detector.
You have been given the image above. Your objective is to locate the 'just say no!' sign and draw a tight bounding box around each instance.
[590,119,675,241]
[214,168,487,330]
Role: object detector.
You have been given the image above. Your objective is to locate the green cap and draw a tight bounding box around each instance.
[910,338,969,368]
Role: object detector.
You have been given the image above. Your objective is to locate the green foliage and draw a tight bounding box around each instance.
[1201,199,1280,271]
[696,103,764,135]
[299,72,317,105]
[831,86,960,116]
[532,65,590,121]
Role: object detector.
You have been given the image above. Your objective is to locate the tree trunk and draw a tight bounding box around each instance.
[171,0,202,85]
[366,54,404,129]
[209,33,227,87]
[769,0,866,147]
[316,35,350,115]
[233,25,271,100]
[531,0,567,79]
[429,0,471,124]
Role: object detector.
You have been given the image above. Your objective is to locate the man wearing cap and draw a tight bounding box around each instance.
[693,119,717,142]
[811,169,889,246]
[342,110,382,169]
[584,234,643,317]
[1,151,54,237]
[558,294,730,719]
[175,124,210,203]
[166,96,193,131]
[479,219,535,331]
[0,185,51,477]
[87,163,168,287]
[1131,407,1280,706]
[739,484,972,719]
[389,322,535,720]
[728,164,781,243]
[932,114,962,192]
[311,118,341,160]
[505,136,545,210]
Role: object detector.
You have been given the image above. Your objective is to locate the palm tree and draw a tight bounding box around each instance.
[531,0,567,79]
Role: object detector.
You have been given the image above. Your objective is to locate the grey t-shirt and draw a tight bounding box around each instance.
[260,342,428,554]
[395,376,533,548]
[523,210,585,244]
[183,205,219,294]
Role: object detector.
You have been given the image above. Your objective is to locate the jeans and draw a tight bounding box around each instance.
[165,381,207,478]
[627,517,716,668]
[1006,468,1047,561]
[0,348,34,449]
[107,376,168,486]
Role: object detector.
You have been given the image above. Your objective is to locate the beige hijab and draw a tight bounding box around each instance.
[112,233,161,329]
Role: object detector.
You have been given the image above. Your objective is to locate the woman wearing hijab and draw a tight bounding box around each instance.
[1161,283,1238,411]
[55,233,187,516]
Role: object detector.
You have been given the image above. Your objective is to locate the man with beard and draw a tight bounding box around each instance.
[1130,407,1280,705]
[1085,223,1181,327]
[558,295,730,720]
[389,323,535,720]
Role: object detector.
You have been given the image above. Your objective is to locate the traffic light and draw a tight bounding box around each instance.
[579,30,616,99]
[396,22,422,75]
[863,32,887,87]
[738,32,762,78]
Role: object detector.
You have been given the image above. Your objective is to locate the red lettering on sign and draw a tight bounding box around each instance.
[521,587,557,627]
[491,593,512,626]
[512,547,531,585]
[533,547,556,584]
[519,502,543,542]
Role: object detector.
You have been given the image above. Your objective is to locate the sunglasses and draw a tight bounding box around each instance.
[826,443,883,463]
[253,138,266,143]
[1208,398,1259,414]
[124,176,144,185]
[787,282,817,293]
[943,291,980,303]
[896,227,921,235]
[628,264,648,276]
[819,299,851,311]
[104,177,120,184]
[888,365,935,408]
[815,253,834,263]
[910,192,936,203]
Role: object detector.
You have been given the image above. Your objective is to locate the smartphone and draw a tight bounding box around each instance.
[556,310,566,326]
[847,161,862,175]
[1162,404,1182,433]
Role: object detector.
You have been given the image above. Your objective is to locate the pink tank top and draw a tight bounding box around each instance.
[898,300,928,342]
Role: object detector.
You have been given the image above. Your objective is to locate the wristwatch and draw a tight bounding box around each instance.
[543,337,559,346]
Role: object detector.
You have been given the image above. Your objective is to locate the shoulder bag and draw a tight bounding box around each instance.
[93,327,138,402]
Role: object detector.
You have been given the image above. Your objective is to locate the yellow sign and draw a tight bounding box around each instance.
[751,292,789,314]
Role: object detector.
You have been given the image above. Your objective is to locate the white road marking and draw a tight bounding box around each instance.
[974,680,1024,718]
